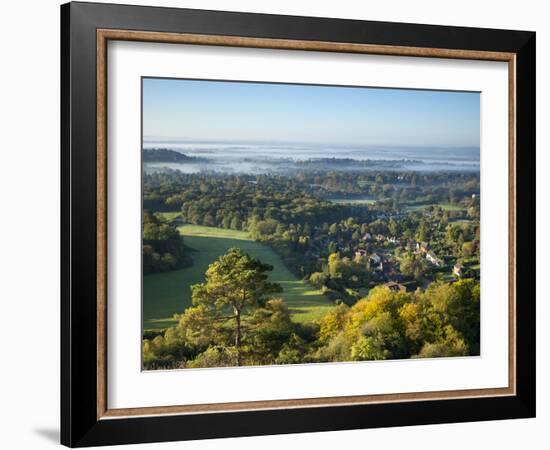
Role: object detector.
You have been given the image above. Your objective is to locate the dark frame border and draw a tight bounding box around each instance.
[61,2,535,447]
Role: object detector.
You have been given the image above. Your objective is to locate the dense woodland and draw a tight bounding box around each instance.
[142,168,481,369]
[142,211,189,274]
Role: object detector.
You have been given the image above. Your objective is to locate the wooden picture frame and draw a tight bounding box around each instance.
[61,1,535,447]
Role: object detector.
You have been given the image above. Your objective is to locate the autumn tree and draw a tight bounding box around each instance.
[315,281,478,363]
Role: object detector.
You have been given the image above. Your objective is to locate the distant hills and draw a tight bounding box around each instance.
[143,148,206,163]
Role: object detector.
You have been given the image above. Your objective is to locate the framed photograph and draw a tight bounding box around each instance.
[61,2,536,447]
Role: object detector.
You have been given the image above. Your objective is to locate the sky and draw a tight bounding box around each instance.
[142,77,480,147]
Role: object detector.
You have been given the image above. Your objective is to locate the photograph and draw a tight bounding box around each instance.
[141,78,481,370]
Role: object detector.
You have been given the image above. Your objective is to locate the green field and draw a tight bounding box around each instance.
[157,211,182,222]
[404,203,466,212]
[449,218,474,225]
[143,225,334,330]
[327,197,378,205]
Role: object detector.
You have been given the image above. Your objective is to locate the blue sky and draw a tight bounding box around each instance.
[142,78,480,147]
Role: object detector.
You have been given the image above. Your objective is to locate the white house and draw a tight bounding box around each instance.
[370,253,381,265]
[426,251,443,267]
[368,254,384,272]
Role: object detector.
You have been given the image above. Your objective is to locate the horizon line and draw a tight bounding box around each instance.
[142,136,480,150]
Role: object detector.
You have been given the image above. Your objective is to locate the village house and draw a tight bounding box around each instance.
[370,253,381,264]
[426,251,443,267]
[363,233,372,241]
[355,249,367,258]
[369,253,384,272]
[383,281,407,293]
[453,263,464,277]
[416,241,429,253]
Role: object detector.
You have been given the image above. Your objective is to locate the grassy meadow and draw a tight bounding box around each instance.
[143,225,333,331]
[328,197,378,205]
[404,203,467,212]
